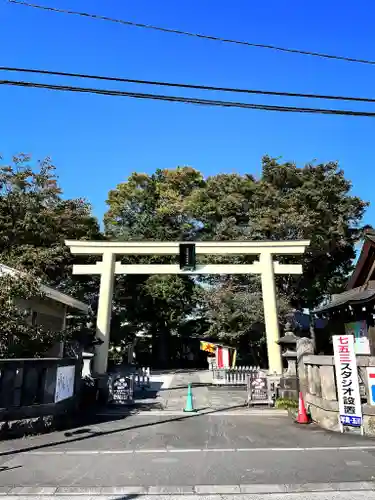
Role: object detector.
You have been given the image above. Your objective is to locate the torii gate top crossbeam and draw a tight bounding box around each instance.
[65,240,310,255]
[65,238,310,376]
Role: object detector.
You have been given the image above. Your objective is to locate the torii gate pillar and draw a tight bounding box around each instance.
[65,240,310,375]
[95,251,116,376]
[260,252,282,375]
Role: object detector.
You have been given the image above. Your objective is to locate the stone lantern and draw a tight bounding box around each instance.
[278,322,298,375]
[277,322,299,399]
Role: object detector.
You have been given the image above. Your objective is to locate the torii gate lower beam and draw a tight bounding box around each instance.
[65,240,310,375]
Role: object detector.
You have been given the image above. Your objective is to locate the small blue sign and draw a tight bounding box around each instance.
[340,415,362,427]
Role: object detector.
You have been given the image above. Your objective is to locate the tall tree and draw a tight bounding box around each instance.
[105,158,369,365]
[249,157,368,308]
[105,167,204,366]
[188,157,368,309]
[105,167,204,241]
[0,154,102,356]
[0,154,101,287]
[201,277,291,366]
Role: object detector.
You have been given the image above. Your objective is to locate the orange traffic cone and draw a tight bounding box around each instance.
[296,392,310,424]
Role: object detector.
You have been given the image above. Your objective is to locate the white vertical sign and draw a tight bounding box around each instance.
[333,335,362,428]
[55,365,76,403]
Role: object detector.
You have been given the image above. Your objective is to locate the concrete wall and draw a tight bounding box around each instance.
[298,346,375,435]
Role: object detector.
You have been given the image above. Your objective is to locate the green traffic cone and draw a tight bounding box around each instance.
[183,383,197,412]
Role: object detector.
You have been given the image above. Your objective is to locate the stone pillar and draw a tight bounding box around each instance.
[260,252,282,374]
[82,352,94,378]
[296,337,314,394]
[94,251,116,374]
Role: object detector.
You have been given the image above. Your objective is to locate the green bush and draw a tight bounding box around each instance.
[275,397,298,409]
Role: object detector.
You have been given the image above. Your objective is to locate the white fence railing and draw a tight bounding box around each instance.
[132,367,151,389]
[212,366,261,385]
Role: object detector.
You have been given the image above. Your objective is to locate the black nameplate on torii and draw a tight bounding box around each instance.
[179,243,196,271]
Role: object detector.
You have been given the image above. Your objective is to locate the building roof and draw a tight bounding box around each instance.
[346,231,375,290]
[314,287,375,313]
[0,263,89,314]
[313,231,375,314]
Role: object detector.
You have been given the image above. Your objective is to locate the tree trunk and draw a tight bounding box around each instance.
[152,324,170,368]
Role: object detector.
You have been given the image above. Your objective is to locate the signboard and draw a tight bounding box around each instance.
[247,371,271,405]
[111,376,132,405]
[179,243,196,270]
[345,321,370,355]
[55,365,75,403]
[252,374,267,390]
[366,368,375,406]
[333,335,362,429]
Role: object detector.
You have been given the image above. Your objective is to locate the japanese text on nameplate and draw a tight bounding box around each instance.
[333,335,362,428]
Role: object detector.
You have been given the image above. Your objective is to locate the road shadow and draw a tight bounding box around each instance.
[105,496,140,500]
[0,403,249,458]
[0,465,22,472]
[0,384,165,442]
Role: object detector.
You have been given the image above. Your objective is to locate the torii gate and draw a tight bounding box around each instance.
[65,240,310,375]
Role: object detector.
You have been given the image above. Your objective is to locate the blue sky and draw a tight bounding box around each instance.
[1,0,375,229]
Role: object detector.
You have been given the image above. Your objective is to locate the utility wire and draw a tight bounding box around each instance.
[1,66,375,104]
[1,79,375,117]
[8,0,375,67]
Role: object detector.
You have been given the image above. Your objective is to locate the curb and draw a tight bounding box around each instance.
[1,482,375,496]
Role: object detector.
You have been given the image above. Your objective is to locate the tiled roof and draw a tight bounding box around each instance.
[314,287,375,313]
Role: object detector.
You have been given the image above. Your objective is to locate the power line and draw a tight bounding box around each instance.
[2,66,375,104]
[1,79,375,117]
[9,0,375,67]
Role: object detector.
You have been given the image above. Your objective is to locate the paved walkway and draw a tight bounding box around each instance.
[135,370,248,412]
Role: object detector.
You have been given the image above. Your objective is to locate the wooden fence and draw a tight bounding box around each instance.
[0,357,82,422]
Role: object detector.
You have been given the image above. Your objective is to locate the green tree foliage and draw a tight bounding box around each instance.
[188,157,368,308]
[0,272,65,357]
[105,167,204,241]
[105,167,204,365]
[257,157,367,308]
[0,154,102,356]
[1,153,367,362]
[0,154,101,285]
[202,277,290,342]
[105,158,368,359]
[201,277,291,365]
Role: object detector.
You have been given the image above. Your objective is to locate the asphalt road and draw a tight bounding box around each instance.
[0,411,374,454]
[1,446,375,486]
[1,412,375,495]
